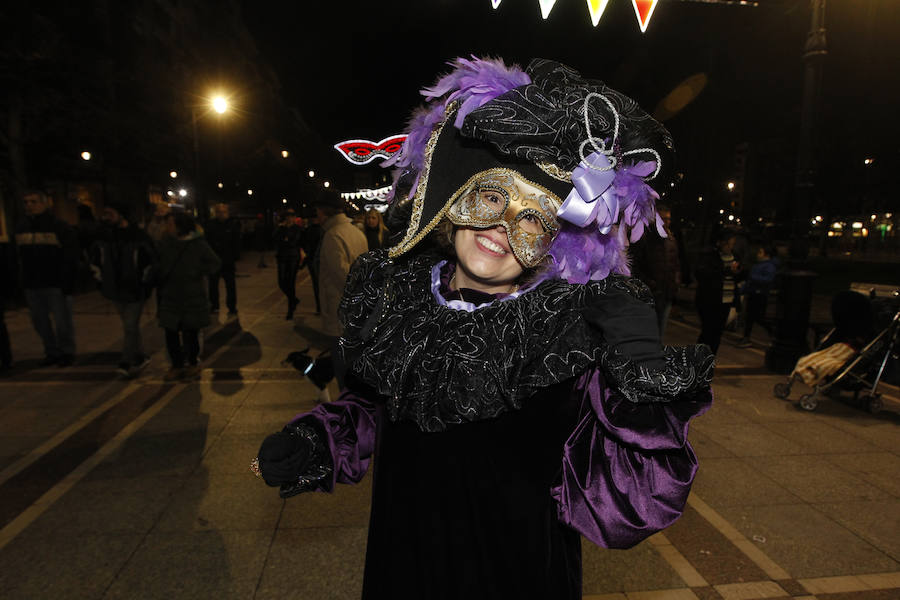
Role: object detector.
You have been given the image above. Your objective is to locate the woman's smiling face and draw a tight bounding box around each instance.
[450,174,561,294]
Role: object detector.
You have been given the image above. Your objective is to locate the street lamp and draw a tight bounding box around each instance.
[308,170,315,178]
[81,151,91,161]
[212,96,228,114]
[726,181,735,191]
[170,171,178,178]
[323,181,330,188]
[179,189,188,198]
[281,150,289,158]
[247,189,253,196]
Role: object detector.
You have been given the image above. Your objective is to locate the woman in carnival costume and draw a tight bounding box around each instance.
[253,57,714,598]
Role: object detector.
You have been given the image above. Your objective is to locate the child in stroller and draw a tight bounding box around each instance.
[773,288,900,413]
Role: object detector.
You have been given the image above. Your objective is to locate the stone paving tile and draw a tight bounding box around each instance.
[813,501,900,559]
[220,404,302,436]
[691,458,802,507]
[86,428,209,481]
[664,505,768,586]
[200,432,268,478]
[153,474,284,533]
[254,527,367,600]
[582,541,686,594]
[822,452,900,497]
[746,455,893,504]
[713,381,812,424]
[816,591,900,600]
[24,476,183,538]
[696,423,806,457]
[713,580,789,599]
[104,530,271,599]
[0,531,144,599]
[717,504,899,578]
[280,473,373,529]
[689,431,737,459]
[761,420,882,454]
[0,433,47,469]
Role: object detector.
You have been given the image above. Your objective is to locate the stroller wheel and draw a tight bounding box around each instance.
[799,394,818,411]
[774,383,791,399]
[862,394,883,414]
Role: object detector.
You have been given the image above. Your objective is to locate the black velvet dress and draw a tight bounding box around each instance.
[275,250,713,599]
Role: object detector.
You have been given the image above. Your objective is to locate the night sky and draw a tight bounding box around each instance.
[241,0,899,197]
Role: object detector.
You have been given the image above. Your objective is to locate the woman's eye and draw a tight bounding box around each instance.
[480,191,502,205]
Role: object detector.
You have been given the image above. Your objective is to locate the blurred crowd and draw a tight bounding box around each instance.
[0,190,385,379]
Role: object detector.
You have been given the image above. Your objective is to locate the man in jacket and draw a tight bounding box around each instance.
[15,191,79,367]
[205,203,242,316]
[314,193,368,388]
[90,200,157,376]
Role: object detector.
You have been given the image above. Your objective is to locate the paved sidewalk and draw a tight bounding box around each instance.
[0,259,897,599]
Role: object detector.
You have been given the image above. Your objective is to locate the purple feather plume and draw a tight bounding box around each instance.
[535,223,630,286]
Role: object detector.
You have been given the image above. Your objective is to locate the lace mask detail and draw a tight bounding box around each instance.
[447,168,562,268]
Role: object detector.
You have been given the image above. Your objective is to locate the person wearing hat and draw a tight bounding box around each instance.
[89,200,157,376]
[252,58,712,598]
[313,192,367,343]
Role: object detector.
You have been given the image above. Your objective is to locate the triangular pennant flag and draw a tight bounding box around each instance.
[491,0,502,8]
[539,0,557,20]
[586,0,610,27]
[632,0,659,33]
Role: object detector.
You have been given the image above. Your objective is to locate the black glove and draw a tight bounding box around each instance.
[254,423,333,498]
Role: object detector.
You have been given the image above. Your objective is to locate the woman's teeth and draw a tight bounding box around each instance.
[476,236,507,254]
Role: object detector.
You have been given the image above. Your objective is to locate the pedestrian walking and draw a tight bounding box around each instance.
[735,244,778,347]
[15,190,79,367]
[205,203,242,316]
[155,212,221,381]
[694,228,743,354]
[252,57,712,599]
[313,192,367,386]
[273,210,304,319]
[89,201,157,376]
[630,203,680,337]
[300,210,324,314]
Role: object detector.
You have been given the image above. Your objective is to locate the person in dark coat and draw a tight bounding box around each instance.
[155,212,220,380]
[205,202,242,316]
[734,244,778,348]
[694,228,742,354]
[363,208,389,251]
[273,210,304,319]
[629,204,680,337]
[0,232,16,371]
[15,190,79,366]
[300,210,324,314]
[89,200,157,376]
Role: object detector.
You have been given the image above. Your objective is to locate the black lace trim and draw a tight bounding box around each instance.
[338,250,709,433]
[278,423,333,499]
[601,345,715,404]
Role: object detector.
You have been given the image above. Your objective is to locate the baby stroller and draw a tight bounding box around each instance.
[773,288,900,413]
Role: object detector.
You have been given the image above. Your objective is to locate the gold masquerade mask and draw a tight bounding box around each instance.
[447,168,562,268]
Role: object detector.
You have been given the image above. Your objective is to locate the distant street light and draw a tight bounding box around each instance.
[323,181,330,188]
[179,189,188,198]
[170,171,178,178]
[282,198,287,204]
[726,181,735,191]
[247,189,253,196]
[281,150,289,158]
[212,96,229,114]
[308,170,315,178]
[217,182,224,189]
[81,151,91,161]
[864,158,874,165]
[167,190,175,197]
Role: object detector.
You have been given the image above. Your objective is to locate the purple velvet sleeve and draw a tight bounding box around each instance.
[288,390,378,491]
[550,368,712,549]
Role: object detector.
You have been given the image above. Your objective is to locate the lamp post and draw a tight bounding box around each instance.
[191,94,230,218]
[765,0,825,374]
